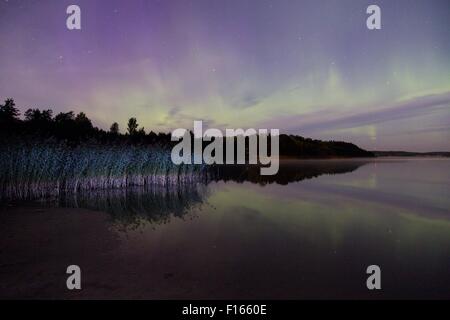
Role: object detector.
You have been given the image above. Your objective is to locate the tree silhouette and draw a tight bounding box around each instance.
[110,122,119,135]
[24,108,53,122]
[75,112,93,131]
[23,108,54,134]
[127,117,138,135]
[54,111,75,123]
[0,98,20,122]
[138,127,146,135]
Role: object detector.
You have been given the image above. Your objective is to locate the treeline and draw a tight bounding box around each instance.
[278,135,374,158]
[0,98,171,145]
[0,98,374,157]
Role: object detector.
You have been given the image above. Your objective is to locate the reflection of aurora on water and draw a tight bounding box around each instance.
[53,160,371,227]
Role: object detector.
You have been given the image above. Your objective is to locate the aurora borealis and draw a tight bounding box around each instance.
[0,0,449,151]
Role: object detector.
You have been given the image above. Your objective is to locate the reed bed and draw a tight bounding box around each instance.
[0,139,207,200]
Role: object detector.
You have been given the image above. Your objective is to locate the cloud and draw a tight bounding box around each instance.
[262,91,450,135]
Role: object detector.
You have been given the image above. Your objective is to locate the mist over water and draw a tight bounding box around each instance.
[1,158,449,299]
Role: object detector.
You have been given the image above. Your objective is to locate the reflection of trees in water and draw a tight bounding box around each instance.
[58,184,208,229]
[55,160,370,228]
[208,160,370,185]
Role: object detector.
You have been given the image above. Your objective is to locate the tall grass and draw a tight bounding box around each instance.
[0,138,207,200]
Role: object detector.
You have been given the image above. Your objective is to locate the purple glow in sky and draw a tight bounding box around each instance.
[0,0,449,151]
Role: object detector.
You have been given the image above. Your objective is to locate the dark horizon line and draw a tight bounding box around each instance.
[370,150,450,155]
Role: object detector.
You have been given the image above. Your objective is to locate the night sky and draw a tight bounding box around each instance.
[0,0,449,151]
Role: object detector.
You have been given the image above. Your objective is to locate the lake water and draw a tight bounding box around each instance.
[1,158,449,299]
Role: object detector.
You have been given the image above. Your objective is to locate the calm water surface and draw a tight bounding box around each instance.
[1,158,449,299]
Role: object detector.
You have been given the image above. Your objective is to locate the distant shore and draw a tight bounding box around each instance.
[372,151,450,157]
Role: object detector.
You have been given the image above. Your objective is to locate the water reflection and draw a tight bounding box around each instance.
[56,159,371,225]
[1,158,450,299]
[209,159,371,185]
[57,184,208,229]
